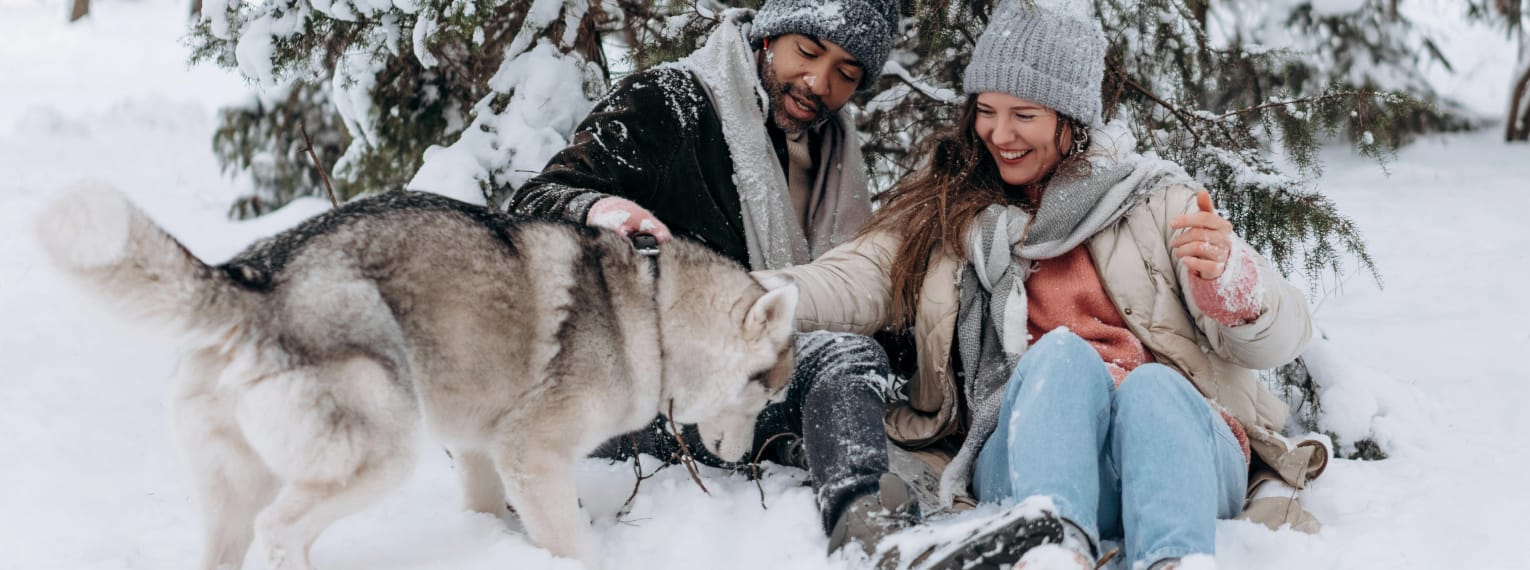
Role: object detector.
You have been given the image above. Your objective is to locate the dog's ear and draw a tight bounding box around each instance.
[744,285,798,342]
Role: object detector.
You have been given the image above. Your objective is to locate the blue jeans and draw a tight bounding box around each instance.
[972,329,1247,569]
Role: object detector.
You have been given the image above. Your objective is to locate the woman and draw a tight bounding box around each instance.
[762,2,1327,569]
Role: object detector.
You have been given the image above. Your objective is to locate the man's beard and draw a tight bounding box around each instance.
[761,63,831,134]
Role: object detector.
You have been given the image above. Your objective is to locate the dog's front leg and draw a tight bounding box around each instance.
[496,449,600,569]
[453,448,511,521]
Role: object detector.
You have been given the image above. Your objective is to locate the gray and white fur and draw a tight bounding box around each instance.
[33,184,799,570]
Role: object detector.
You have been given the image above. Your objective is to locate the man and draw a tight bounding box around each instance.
[508,0,915,560]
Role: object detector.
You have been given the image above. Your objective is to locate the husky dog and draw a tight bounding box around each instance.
[34,185,798,570]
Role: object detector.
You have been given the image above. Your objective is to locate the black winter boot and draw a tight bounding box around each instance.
[904,499,1066,570]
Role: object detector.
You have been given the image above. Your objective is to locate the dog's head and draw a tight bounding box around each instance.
[660,270,797,463]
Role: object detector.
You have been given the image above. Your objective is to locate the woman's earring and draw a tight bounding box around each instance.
[1071,127,1090,156]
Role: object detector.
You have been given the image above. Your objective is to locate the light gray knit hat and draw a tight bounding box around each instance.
[748,0,899,89]
[962,0,1108,127]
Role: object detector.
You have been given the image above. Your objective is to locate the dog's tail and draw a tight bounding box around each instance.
[34,183,250,334]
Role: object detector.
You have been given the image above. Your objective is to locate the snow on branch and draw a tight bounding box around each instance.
[191,0,606,212]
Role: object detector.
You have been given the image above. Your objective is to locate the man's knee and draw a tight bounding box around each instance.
[794,332,892,400]
[795,332,890,376]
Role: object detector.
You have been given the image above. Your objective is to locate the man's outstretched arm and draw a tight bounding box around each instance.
[509,70,695,241]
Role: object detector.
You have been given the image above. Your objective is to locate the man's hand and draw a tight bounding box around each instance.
[586,197,672,244]
[1169,190,1235,280]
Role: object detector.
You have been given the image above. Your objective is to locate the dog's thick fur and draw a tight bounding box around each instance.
[35,185,798,570]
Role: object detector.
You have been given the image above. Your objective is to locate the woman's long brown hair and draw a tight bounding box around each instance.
[862,95,1085,330]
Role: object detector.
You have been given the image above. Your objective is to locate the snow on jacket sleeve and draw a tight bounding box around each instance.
[770,230,900,336]
[508,70,688,223]
[1187,244,1263,326]
[1164,185,1314,369]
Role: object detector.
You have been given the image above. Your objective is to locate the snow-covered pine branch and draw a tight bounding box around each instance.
[190,0,608,212]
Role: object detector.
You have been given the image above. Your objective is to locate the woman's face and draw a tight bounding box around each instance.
[973,92,1070,187]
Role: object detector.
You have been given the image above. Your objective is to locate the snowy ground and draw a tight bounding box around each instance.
[2,1,1528,569]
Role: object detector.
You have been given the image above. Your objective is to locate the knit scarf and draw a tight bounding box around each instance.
[938,142,1197,505]
[675,11,872,270]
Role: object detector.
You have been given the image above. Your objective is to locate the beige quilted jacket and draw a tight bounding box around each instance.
[774,183,1329,531]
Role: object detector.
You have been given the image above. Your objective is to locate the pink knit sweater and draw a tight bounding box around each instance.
[1026,245,1261,459]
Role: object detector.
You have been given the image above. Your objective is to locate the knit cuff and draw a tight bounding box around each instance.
[1189,244,1262,327]
[563,190,610,225]
[1218,408,1252,463]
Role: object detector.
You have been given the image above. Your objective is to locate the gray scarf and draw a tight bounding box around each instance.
[939,146,1196,505]
[675,11,872,270]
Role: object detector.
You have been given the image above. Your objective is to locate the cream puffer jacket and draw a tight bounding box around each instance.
[773,183,1329,531]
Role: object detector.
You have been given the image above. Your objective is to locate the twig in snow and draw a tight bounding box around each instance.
[1282,476,1304,530]
[620,434,662,517]
[748,431,797,510]
[666,400,711,495]
[298,121,339,208]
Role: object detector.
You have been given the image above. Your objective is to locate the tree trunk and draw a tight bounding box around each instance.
[1508,65,1530,141]
[1509,31,1530,142]
[68,0,89,22]
[190,0,203,19]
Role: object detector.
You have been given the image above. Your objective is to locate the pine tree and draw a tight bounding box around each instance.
[189,0,612,215]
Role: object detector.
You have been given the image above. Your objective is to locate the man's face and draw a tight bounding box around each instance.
[760,33,864,133]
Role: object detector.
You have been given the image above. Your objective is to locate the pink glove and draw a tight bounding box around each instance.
[586,196,672,244]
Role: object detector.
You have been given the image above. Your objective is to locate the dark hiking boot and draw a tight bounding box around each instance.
[828,473,920,565]
[905,498,1066,570]
[776,434,810,470]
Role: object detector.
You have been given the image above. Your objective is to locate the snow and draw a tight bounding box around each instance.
[590,208,631,229]
[1308,0,1367,16]
[332,52,385,147]
[410,40,593,204]
[778,2,845,29]
[1398,0,1521,117]
[1175,554,1217,570]
[505,0,567,61]
[1010,544,1086,569]
[4,1,1530,569]
[1206,241,1260,312]
[412,13,439,68]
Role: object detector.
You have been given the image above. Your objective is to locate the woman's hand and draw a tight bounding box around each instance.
[1169,190,1234,280]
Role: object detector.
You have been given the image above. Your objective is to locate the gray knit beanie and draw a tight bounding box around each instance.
[748,0,899,89]
[962,0,1107,127]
